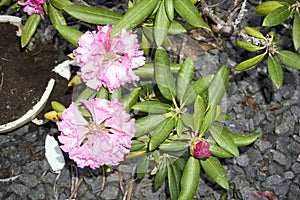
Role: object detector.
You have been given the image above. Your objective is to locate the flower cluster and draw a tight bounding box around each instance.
[73,25,145,92]
[57,98,135,169]
[18,0,45,19]
[190,137,211,159]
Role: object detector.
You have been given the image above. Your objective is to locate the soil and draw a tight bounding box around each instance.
[0,23,72,125]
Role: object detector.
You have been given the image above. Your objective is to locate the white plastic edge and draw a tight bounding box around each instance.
[0,15,22,36]
[45,134,65,173]
[0,78,55,133]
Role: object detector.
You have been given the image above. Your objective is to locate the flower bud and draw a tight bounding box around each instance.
[190,137,211,159]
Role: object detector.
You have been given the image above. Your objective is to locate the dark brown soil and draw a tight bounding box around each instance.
[0,23,72,125]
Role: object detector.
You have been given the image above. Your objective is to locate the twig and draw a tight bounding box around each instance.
[0,175,20,182]
[124,179,135,200]
[0,72,4,90]
[118,172,125,194]
[68,177,84,200]
[70,165,79,199]
[101,166,106,191]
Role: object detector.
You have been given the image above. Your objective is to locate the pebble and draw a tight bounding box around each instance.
[9,183,30,197]
[236,154,249,167]
[283,171,295,180]
[272,150,288,166]
[291,162,300,174]
[263,174,282,187]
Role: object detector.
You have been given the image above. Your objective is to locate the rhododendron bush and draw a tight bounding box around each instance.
[9,0,262,199]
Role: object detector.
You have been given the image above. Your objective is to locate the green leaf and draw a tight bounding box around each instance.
[55,25,83,46]
[178,157,200,200]
[236,41,264,52]
[155,48,177,100]
[256,1,285,16]
[267,56,283,89]
[167,162,181,200]
[174,0,210,29]
[183,74,214,106]
[165,0,175,21]
[159,140,188,151]
[74,88,96,105]
[154,1,171,47]
[50,0,72,10]
[175,117,186,135]
[134,114,165,137]
[173,157,186,171]
[0,0,10,6]
[63,4,122,25]
[96,87,109,99]
[277,50,300,70]
[208,66,228,106]
[200,156,229,190]
[229,132,260,147]
[207,136,234,158]
[51,101,66,113]
[263,5,291,27]
[235,51,267,71]
[21,14,41,48]
[48,3,66,26]
[130,140,147,151]
[181,112,194,130]
[209,122,239,157]
[177,57,194,105]
[199,104,216,137]
[132,101,171,113]
[244,26,266,39]
[282,0,297,5]
[168,20,187,34]
[293,12,300,50]
[136,155,149,179]
[149,117,176,151]
[119,88,141,112]
[111,0,159,36]
[193,96,205,134]
[134,62,181,78]
[154,156,168,188]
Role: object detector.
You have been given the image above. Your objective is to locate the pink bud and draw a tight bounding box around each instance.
[190,137,211,159]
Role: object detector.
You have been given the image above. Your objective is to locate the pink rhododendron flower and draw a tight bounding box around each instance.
[73,25,145,92]
[190,137,211,159]
[57,98,135,169]
[18,0,45,19]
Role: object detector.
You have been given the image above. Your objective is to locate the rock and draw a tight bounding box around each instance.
[280,86,293,99]
[28,185,46,200]
[283,171,294,180]
[100,185,120,199]
[247,148,263,165]
[236,154,249,167]
[19,174,39,188]
[84,176,103,194]
[288,184,300,200]
[274,181,290,197]
[254,139,272,152]
[263,175,282,188]
[291,162,300,174]
[9,184,30,197]
[272,150,288,166]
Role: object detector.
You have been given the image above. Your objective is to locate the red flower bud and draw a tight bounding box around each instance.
[190,137,211,159]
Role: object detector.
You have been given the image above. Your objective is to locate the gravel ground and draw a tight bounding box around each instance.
[1,0,300,199]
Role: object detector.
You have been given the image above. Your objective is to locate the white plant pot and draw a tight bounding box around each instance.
[0,15,56,133]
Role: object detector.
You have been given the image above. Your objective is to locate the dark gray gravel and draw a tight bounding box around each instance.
[1,0,300,199]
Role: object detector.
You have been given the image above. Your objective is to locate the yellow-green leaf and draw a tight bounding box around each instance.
[200,156,229,190]
[50,0,72,10]
[174,0,210,29]
[267,56,283,89]
[63,4,122,25]
[256,1,285,16]
[48,3,66,26]
[235,51,267,71]
[132,101,171,113]
[263,5,291,26]
[111,0,159,36]
[155,48,177,100]
[293,11,300,50]
[177,57,194,105]
[134,114,165,137]
[244,26,266,39]
[208,66,228,106]
[236,41,264,52]
[55,25,83,46]
[178,157,200,200]
[149,117,176,151]
[277,50,300,70]
[154,1,171,47]
[21,14,41,48]
[165,0,174,21]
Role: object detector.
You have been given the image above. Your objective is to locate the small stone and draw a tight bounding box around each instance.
[263,175,282,187]
[273,91,282,102]
[254,139,272,152]
[273,150,287,166]
[236,154,249,167]
[280,86,293,99]
[275,123,290,134]
[24,132,37,142]
[291,162,300,174]
[247,148,263,165]
[100,185,119,199]
[287,141,300,156]
[19,174,39,188]
[9,184,30,197]
[268,162,284,175]
[283,171,294,180]
[274,181,290,197]
[84,176,102,194]
[288,184,300,200]
[28,185,46,200]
